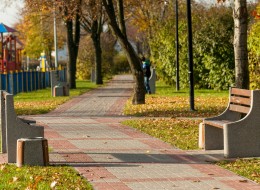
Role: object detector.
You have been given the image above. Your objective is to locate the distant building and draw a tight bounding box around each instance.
[51,44,68,65]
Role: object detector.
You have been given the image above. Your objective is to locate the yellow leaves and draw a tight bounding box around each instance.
[122,118,201,150]
[217,158,260,184]
[251,172,260,177]
[0,164,6,171]
[50,181,58,189]
[124,95,228,118]
[0,164,91,189]
[25,176,44,190]
[14,97,68,115]
[252,10,260,19]
[13,176,19,182]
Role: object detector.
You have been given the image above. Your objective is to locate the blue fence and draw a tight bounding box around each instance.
[0,70,67,95]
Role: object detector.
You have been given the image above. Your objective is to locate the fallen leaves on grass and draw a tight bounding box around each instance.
[217,158,260,183]
[50,181,58,189]
[14,99,68,115]
[0,164,92,189]
[122,118,201,150]
[124,95,228,118]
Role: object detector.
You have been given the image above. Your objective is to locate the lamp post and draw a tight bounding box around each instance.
[54,2,58,70]
[175,0,179,91]
[163,0,179,91]
[186,0,195,111]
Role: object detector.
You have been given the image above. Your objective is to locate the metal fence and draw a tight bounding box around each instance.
[0,70,67,95]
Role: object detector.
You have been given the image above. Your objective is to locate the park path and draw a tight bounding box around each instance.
[2,74,260,190]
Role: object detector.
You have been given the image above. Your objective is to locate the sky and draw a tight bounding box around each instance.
[0,1,24,27]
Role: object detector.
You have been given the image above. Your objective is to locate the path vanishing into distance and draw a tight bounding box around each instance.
[2,74,260,190]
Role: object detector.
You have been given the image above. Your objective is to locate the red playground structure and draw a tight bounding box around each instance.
[0,34,23,73]
[0,23,23,73]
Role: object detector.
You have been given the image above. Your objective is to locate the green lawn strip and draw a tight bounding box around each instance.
[0,80,98,189]
[14,80,99,115]
[123,81,260,184]
[217,159,260,184]
[122,118,202,150]
[0,164,92,189]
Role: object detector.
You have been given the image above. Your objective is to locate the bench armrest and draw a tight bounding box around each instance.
[19,117,36,124]
[204,87,244,122]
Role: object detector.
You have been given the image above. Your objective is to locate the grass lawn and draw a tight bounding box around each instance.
[123,81,260,184]
[217,158,260,184]
[0,164,92,189]
[124,81,229,118]
[1,78,260,187]
[14,80,99,115]
[0,80,98,190]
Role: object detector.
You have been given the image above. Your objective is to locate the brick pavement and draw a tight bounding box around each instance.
[1,74,260,190]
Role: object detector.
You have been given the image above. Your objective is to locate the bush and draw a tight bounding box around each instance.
[149,3,235,90]
[112,53,131,74]
[248,20,260,89]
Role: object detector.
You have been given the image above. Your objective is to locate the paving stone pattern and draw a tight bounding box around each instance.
[1,75,260,190]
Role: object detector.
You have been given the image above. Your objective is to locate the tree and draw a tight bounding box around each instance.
[22,0,82,89]
[81,1,105,84]
[77,36,95,80]
[140,1,233,90]
[102,0,145,104]
[16,2,65,68]
[248,2,260,89]
[62,0,82,89]
[219,0,249,89]
[124,0,167,56]
[233,0,249,89]
[76,31,117,80]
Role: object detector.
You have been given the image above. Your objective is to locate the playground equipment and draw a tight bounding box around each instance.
[0,23,23,73]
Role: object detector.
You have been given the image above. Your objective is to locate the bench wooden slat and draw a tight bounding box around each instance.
[230,96,251,106]
[231,88,251,97]
[229,104,250,114]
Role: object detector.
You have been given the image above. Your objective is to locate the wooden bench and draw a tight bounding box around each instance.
[199,87,260,158]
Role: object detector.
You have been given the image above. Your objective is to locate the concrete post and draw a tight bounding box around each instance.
[149,68,156,94]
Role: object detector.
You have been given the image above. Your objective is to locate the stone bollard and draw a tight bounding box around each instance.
[16,137,49,167]
[91,68,96,83]
[149,68,156,94]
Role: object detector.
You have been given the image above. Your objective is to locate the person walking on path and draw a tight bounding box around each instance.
[1,74,260,190]
[141,56,151,94]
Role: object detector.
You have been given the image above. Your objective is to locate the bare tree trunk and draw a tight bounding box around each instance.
[233,0,249,89]
[91,20,103,85]
[65,2,81,89]
[66,19,74,88]
[102,0,145,104]
[117,37,145,104]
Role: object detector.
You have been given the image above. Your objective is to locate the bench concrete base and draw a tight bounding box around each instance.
[51,71,69,97]
[17,137,49,167]
[0,91,45,163]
